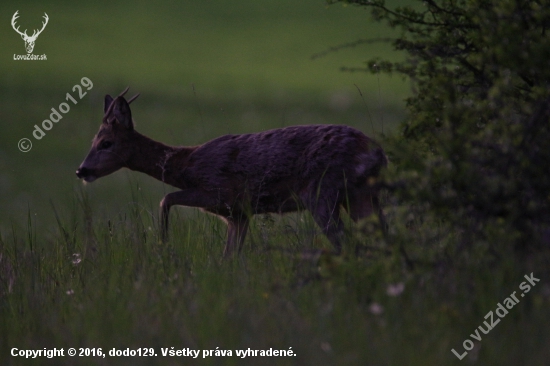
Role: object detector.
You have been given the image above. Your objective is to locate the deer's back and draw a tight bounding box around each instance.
[182,124,383,212]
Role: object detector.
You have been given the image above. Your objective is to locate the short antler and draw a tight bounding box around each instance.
[103,87,140,118]
[118,86,130,98]
[128,93,140,104]
[117,86,139,103]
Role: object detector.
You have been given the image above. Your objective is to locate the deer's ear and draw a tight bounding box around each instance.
[113,97,134,130]
[104,95,114,114]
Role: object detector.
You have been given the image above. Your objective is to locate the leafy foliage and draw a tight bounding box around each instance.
[330,0,550,256]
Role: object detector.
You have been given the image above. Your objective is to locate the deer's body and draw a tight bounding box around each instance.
[77,89,387,256]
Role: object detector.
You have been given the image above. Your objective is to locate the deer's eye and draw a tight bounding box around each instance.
[100,141,113,150]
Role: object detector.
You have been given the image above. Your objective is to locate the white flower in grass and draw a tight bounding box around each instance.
[71,253,81,265]
[320,342,332,353]
[369,302,384,315]
[386,282,405,297]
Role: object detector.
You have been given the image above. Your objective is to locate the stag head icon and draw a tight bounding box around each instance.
[11,11,49,54]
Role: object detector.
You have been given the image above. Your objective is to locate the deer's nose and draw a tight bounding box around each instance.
[76,167,90,179]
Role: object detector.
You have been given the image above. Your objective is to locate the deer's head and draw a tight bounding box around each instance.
[76,88,140,183]
[11,11,48,54]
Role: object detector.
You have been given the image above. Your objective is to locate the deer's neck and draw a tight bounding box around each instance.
[125,132,194,189]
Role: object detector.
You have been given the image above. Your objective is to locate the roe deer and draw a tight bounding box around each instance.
[76,88,388,257]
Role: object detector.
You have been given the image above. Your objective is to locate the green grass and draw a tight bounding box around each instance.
[1,189,549,365]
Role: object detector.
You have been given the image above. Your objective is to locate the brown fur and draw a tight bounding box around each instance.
[76,89,387,256]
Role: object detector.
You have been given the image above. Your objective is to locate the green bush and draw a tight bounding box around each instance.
[330,0,550,259]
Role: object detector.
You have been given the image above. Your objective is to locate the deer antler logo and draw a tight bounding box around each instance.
[11,11,49,54]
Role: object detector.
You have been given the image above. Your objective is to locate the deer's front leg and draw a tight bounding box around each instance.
[160,189,220,242]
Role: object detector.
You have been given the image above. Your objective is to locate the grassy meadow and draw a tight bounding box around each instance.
[1,0,549,365]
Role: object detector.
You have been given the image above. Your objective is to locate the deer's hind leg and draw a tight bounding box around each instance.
[304,190,345,254]
[346,192,387,235]
[223,214,250,258]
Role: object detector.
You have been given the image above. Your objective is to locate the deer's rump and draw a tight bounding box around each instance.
[183,124,385,213]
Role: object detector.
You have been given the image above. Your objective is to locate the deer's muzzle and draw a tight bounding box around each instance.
[76,167,97,182]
